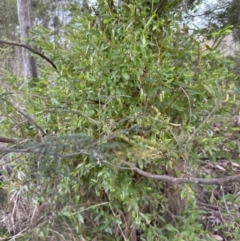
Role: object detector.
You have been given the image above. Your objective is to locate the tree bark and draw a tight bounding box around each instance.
[17,0,38,81]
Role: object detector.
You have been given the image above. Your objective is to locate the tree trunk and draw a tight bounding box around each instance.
[17,0,38,82]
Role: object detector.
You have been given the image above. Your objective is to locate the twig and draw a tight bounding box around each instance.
[184,3,229,18]
[0,96,46,136]
[186,105,218,150]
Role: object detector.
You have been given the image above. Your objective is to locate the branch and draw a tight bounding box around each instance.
[0,96,46,136]
[0,136,19,144]
[0,39,58,72]
[184,3,229,18]
[0,148,36,154]
[120,160,240,185]
[154,0,167,13]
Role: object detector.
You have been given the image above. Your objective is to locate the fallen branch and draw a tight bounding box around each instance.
[0,39,58,72]
[120,160,240,185]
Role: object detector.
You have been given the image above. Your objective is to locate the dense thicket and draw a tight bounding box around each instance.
[0,0,239,240]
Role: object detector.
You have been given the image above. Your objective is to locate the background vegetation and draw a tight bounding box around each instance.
[0,0,240,240]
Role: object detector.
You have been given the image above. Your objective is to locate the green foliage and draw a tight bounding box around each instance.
[0,0,239,240]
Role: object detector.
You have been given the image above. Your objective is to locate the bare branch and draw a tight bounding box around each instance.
[0,96,46,136]
[0,136,20,144]
[154,0,167,13]
[120,160,240,185]
[0,39,58,72]
[184,2,229,18]
[0,148,36,154]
